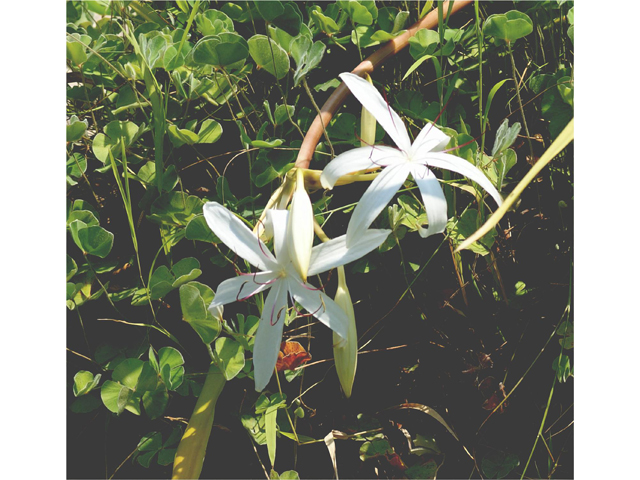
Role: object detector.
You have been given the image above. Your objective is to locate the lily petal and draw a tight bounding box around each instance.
[287,278,349,342]
[209,272,277,309]
[307,229,391,277]
[340,73,412,153]
[410,122,451,157]
[203,202,278,271]
[410,164,448,238]
[320,145,405,190]
[253,280,289,391]
[346,163,410,248]
[419,152,503,207]
[266,209,290,264]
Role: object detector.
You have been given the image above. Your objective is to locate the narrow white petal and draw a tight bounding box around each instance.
[253,280,288,392]
[419,152,503,207]
[266,209,290,264]
[345,163,410,248]
[410,122,451,157]
[287,278,349,342]
[411,165,448,238]
[287,183,314,281]
[209,272,277,309]
[307,229,391,277]
[340,73,412,153]
[320,145,405,190]
[203,202,278,271]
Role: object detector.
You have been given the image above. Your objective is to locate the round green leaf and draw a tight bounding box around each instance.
[142,385,169,419]
[179,283,221,344]
[185,214,220,243]
[248,35,290,80]
[192,33,249,67]
[67,115,88,142]
[483,11,533,43]
[214,337,245,380]
[112,358,145,389]
[195,9,234,36]
[197,119,223,144]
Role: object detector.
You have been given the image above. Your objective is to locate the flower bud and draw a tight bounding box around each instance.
[360,73,377,147]
[332,267,358,398]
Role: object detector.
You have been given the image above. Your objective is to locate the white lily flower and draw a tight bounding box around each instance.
[321,72,503,247]
[202,201,390,391]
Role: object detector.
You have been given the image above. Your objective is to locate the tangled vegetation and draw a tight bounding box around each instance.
[67,1,573,478]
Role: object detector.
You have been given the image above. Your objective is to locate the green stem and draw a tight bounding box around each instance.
[176,0,200,56]
[474,1,484,151]
[507,41,534,160]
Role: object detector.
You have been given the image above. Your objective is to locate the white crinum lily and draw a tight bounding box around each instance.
[202,202,390,391]
[321,72,503,247]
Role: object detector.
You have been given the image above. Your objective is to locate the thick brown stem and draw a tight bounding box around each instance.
[295,0,473,169]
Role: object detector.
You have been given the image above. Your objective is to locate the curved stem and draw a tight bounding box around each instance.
[294,0,472,168]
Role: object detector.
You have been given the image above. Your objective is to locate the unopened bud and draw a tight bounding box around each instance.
[333,267,358,398]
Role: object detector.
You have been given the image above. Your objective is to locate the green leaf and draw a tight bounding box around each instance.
[179,283,222,344]
[192,33,249,67]
[67,115,88,142]
[67,255,78,282]
[338,0,377,25]
[274,104,294,126]
[73,370,102,396]
[491,119,521,157]
[197,119,223,144]
[167,124,199,147]
[255,1,302,36]
[290,36,325,87]
[73,222,114,258]
[483,11,533,43]
[172,257,202,287]
[142,384,169,419]
[481,451,520,479]
[136,361,159,393]
[359,439,393,461]
[158,346,185,371]
[552,354,571,383]
[67,153,87,180]
[266,406,277,466]
[408,29,440,59]
[195,9,234,36]
[446,209,496,256]
[309,6,340,35]
[67,33,91,65]
[157,448,177,466]
[150,192,203,225]
[101,380,140,415]
[214,337,245,380]
[112,358,145,389]
[279,471,300,480]
[248,35,290,80]
[185,214,220,243]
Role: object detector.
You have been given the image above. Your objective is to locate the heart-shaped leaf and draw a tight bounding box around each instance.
[483,10,533,43]
[195,9,234,36]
